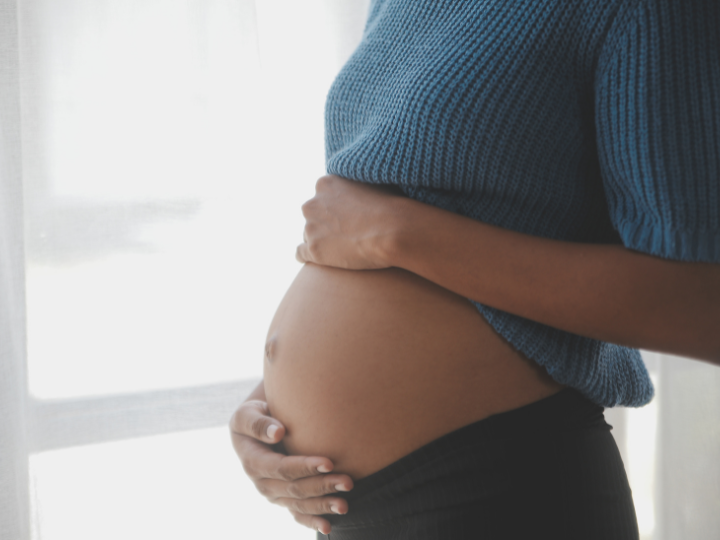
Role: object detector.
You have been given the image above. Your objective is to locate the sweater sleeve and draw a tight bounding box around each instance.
[594,0,720,263]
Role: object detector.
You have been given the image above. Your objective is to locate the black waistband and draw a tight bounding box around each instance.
[322,389,636,539]
[341,388,605,505]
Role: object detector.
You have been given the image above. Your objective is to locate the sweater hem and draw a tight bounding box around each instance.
[617,220,720,263]
[472,302,655,408]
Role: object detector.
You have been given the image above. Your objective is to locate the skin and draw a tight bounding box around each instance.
[262,261,563,479]
[230,174,720,534]
[229,382,354,534]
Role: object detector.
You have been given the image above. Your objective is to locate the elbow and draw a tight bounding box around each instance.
[709,344,720,368]
[679,337,720,368]
[648,321,720,368]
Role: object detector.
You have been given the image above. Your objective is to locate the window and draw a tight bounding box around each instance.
[1,1,718,538]
[2,1,368,538]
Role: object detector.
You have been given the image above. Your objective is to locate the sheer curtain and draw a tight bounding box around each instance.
[0,1,717,539]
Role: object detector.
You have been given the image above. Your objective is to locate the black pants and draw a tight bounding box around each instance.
[318,389,639,540]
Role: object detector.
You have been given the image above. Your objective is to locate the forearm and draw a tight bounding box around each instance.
[386,197,720,365]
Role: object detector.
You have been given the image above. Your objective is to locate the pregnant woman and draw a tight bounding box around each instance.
[231,1,720,538]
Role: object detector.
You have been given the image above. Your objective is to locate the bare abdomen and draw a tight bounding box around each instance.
[263,263,563,480]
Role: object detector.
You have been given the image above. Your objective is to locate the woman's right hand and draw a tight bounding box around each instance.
[229,396,354,535]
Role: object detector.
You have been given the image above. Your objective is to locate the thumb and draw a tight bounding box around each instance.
[230,400,286,444]
[295,242,312,264]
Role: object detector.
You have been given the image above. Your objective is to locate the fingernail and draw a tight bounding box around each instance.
[331,504,341,514]
[266,424,278,440]
[335,484,350,492]
[317,464,331,473]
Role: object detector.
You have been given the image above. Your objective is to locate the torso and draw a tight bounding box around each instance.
[264,263,564,480]
[318,0,655,411]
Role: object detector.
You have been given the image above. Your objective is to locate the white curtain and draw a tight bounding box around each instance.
[0,1,717,539]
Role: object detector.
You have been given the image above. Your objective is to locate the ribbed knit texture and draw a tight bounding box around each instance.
[324,0,720,407]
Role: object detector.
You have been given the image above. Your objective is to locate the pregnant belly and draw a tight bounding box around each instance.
[263,263,563,480]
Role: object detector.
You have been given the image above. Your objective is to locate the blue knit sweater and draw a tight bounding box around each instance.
[324,0,720,407]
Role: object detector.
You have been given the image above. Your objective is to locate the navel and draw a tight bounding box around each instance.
[265,334,279,364]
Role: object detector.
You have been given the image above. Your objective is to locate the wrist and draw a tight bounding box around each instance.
[375,195,419,268]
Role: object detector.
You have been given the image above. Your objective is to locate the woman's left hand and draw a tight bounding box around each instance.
[296,175,404,270]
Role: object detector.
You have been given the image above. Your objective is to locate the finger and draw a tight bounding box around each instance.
[229,401,285,444]
[296,243,311,264]
[315,175,334,192]
[290,511,332,535]
[257,473,353,500]
[275,494,349,517]
[237,438,335,481]
[272,454,337,481]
